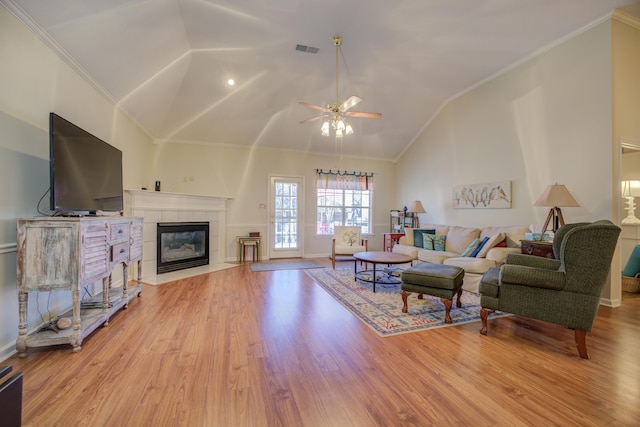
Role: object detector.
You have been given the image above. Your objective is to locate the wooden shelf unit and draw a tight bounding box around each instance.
[16,217,143,357]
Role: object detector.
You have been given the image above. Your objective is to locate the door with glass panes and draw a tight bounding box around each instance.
[269,176,303,258]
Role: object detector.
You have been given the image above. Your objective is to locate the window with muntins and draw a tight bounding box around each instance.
[315,169,373,236]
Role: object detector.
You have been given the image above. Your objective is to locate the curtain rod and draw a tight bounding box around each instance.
[315,169,374,177]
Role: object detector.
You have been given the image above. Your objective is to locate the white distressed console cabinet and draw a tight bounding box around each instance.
[16,217,143,357]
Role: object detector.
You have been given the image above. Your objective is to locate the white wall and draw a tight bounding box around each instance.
[0,6,155,360]
[396,21,617,300]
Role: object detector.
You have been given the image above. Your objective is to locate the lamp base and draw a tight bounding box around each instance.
[622,197,640,225]
[622,214,640,225]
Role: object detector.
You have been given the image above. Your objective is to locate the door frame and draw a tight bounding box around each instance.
[268,174,305,259]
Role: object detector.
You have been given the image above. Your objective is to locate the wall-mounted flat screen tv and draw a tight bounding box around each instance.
[49,113,123,214]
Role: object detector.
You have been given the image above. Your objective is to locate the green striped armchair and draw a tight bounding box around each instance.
[479,220,621,358]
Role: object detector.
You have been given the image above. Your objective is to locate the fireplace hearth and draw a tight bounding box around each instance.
[157,222,210,274]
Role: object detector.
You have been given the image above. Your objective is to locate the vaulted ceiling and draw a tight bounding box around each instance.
[3,0,636,160]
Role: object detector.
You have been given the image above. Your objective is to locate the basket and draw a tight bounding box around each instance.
[622,274,640,293]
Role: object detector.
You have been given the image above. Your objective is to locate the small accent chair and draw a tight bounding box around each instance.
[479,220,621,359]
[332,226,368,269]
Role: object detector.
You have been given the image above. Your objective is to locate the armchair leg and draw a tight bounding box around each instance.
[575,330,589,359]
[332,254,336,269]
[480,308,494,335]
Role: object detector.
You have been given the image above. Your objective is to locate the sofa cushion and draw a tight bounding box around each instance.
[485,247,520,266]
[481,225,530,248]
[444,257,497,275]
[445,226,481,254]
[476,233,504,258]
[393,243,418,259]
[417,249,458,264]
[424,233,446,251]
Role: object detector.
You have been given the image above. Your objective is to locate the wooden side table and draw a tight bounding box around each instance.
[520,240,555,259]
[383,232,404,252]
[237,236,262,262]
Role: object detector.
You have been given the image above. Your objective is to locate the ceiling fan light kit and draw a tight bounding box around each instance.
[299,35,381,138]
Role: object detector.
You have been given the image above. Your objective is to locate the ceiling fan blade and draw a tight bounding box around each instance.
[340,96,362,112]
[345,111,382,119]
[298,101,330,112]
[299,115,326,124]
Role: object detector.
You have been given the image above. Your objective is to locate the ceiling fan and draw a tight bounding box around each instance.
[299,35,382,137]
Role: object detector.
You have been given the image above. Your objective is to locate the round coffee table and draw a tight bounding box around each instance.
[353,251,414,292]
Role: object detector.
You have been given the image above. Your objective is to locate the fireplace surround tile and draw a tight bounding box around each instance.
[124,190,234,285]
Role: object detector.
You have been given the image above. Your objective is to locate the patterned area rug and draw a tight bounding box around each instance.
[305,267,506,337]
[250,260,324,272]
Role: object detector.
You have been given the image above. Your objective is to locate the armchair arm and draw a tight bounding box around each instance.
[505,253,561,270]
[500,264,566,290]
[361,238,368,251]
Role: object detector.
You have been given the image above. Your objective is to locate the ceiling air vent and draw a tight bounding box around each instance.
[295,44,319,54]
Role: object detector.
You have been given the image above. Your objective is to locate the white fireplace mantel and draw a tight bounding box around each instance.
[124,190,235,285]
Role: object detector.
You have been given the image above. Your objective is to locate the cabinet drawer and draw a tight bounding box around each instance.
[110,223,129,241]
[111,241,130,263]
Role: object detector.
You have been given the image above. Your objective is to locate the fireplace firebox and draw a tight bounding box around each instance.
[157,222,210,274]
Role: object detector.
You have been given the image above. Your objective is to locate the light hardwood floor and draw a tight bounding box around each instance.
[6,258,640,426]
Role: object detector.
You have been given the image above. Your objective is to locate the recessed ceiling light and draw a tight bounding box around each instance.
[227,79,235,86]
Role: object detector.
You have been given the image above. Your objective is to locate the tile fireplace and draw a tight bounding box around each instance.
[156,222,209,274]
[125,189,232,285]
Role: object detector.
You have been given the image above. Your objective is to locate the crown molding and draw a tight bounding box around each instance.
[613,9,640,30]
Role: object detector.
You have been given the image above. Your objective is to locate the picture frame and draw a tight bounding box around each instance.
[453,180,511,209]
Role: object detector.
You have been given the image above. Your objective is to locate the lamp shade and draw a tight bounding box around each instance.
[408,200,426,213]
[622,181,640,198]
[533,184,580,208]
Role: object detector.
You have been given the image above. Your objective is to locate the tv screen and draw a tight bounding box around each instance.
[49,113,123,214]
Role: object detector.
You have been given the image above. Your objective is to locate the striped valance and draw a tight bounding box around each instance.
[315,169,374,191]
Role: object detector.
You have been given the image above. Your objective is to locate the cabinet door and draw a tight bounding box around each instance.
[20,223,77,291]
[80,222,109,281]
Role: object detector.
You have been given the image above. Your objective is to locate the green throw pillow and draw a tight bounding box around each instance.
[424,233,446,251]
[413,229,435,248]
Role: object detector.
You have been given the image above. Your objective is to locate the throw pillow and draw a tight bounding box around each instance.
[413,229,436,248]
[495,240,507,248]
[471,236,490,257]
[424,234,446,251]
[340,229,359,246]
[422,232,434,250]
[476,232,505,258]
[460,238,481,257]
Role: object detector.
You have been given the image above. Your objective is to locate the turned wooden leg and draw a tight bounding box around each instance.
[441,298,453,324]
[575,330,589,359]
[455,288,462,308]
[480,308,494,335]
[401,291,410,313]
[480,307,495,335]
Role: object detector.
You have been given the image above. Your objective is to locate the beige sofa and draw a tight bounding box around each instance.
[392,224,531,293]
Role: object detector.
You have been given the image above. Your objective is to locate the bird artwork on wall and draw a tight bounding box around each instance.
[453,181,511,209]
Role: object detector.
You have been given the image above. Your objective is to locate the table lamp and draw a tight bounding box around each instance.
[408,200,426,228]
[533,184,580,237]
[621,180,640,225]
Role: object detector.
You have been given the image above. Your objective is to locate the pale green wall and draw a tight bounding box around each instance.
[0,6,155,359]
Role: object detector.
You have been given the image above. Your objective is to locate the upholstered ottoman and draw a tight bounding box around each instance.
[401,262,465,323]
